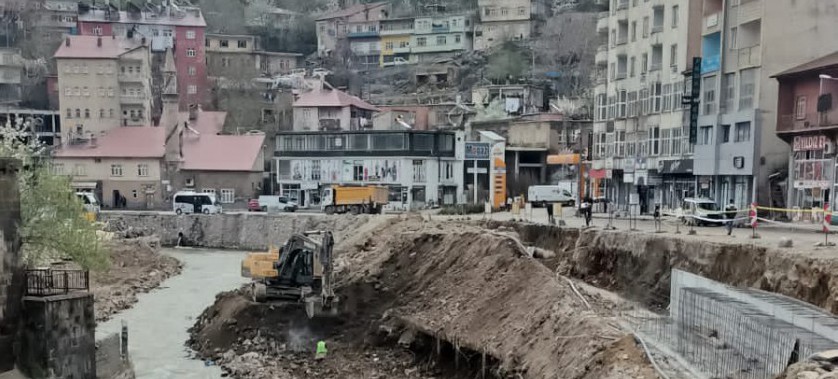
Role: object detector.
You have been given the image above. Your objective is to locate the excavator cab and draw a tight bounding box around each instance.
[248,231,338,318]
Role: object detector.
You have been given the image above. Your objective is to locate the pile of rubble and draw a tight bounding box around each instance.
[777,351,838,379]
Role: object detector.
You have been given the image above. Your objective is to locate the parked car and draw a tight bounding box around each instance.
[527,185,575,207]
[258,195,298,212]
[247,199,261,212]
[680,198,724,226]
[382,57,410,67]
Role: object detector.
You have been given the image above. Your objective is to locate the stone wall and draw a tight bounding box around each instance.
[96,329,134,379]
[18,293,96,379]
[100,212,373,251]
[0,158,22,372]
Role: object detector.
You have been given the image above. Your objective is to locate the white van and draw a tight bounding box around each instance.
[75,192,100,213]
[257,195,298,212]
[173,191,222,215]
[527,185,575,207]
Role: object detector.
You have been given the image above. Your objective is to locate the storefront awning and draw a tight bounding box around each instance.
[589,169,607,179]
[71,181,98,189]
[547,154,580,165]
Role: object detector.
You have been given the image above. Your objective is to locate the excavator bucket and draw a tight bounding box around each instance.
[304,297,340,319]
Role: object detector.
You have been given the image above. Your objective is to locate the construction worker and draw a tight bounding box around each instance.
[315,340,327,360]
[725,199,737,236]
[546,202,555,225]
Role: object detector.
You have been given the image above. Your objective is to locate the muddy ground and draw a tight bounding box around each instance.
[92,236,182,322]
[188,216,662,379]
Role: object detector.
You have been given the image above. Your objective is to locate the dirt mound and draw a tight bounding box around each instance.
[92,236,182,321]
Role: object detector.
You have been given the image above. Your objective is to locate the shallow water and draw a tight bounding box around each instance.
[96,248,248,379]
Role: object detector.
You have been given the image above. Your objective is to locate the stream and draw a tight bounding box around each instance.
[96,248,248,379]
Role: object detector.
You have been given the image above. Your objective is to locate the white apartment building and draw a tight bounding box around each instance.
[593,0,702,213]
[54,35,152,135]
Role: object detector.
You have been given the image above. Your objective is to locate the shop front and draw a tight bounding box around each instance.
[789,135,834,213]
[658,159,695,210]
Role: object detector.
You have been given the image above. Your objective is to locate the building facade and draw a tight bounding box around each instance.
[474,0,548,51]
[592,0,701,213]
[410,14,473,63]
[76,5,208,109]
[694,0,838,209]
[315,2,389,57]
[275,130,464,210]
[54,35,152,135]
[0,48,23,105]
[379,17,413,66]
[292,88,378,131]
[205,33,301,82]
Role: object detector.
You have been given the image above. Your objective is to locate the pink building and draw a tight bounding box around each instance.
[77,6,208,109]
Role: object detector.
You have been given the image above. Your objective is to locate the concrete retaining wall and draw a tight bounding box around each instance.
[99,212,373,251]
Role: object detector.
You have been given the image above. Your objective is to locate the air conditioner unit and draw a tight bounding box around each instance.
[185,178,195,187]
[825,140,835,155]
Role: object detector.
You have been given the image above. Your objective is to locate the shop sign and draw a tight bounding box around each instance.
[605,169,613,179]
[465,142,491,160]
[623,173,635,184]
[793,135,828,152]
[733,156,745,169]
[658,159,694,174]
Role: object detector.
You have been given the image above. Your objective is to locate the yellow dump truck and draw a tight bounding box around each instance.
[321,185,388,215]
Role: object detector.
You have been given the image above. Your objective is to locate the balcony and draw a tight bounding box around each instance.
[431,25,449,33]
[347,30,379,38]
[615,71,627,80]
[118,74,144,83]
[738,0,762,24]
[704,12,721,34]
[596,47,608,65]
[597,15,609,32]
[379,27,413,36]
[651,24,664,34]
[120,96,147,105]
[616,0,628,10]
[778,110,838,134]
[391,46,411,54]
[25,269,89,296]
[738,45,761,69]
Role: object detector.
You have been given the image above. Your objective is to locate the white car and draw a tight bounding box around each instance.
[311,68,332,77]
[382,57,410,67]
[257,195,298,212]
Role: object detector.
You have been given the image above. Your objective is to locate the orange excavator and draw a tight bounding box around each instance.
[240,231,338,318]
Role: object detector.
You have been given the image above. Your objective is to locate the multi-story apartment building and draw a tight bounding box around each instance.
[315,2,389,57]
[592,0,702,213]
[76,4,208,109]
[379,17,413,66]
[33,0,78,38]
[410,14,473,63]
[274,130,464,210]
[54,35,152,135]
[346,19,382,68]
[205,33,301,81]
[292,87,378,131]
[694,0,838,209]
[474,0,549,51]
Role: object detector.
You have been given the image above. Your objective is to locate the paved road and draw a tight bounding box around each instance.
[96,248,247,379]
[437,208,838,259]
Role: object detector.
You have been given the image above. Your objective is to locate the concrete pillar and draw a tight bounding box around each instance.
[0,158,22,372]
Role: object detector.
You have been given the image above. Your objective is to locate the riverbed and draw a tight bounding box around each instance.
[96,248,248,379]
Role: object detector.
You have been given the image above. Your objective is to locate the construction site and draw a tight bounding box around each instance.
[92,211,838,379]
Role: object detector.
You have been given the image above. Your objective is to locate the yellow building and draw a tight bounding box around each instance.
[379,18,413,67]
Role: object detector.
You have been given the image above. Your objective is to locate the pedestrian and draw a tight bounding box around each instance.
[654,204,661,231]
[725,199,737,236]
[582,197,593,227]
[546,202,554,225]
[315,340,327,360]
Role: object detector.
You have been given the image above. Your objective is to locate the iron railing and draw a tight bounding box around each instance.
[25,269,90,296]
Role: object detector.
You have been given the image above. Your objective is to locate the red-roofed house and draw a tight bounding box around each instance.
[163,108,267,207]
[293,88,378,131]
[52,127,166,209]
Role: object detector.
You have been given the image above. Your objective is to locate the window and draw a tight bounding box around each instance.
[83,86,89,96]
[703,75,717,115]
[617,90,627,118]
[639,88,649,115]
[202,189,216,195]
[739,68,756,110]
[436,36,446,45]
[652,82,662,113]
[188,66,196,76]
[670,44,678,68]
[721,124,731,143]
[413,160,426,182]
[616,131,626,156]
[353,161,364,181]
[641,53,648,73]
[92,26,102,36]
[66,108,72,118]
[99,109,105,118]
[75,108,81,118]
[110,164,123,177]
[84,108,91,118]
[662,84,672,112]
[98,87,105,97]
[723,73,736,111]
[735,122,751,142]
[699,126,713,145]
[220,189,235,204]
[188,85,197,94]
[627,91,638,117]
[64,87,71,96]
[672,5,679,28]
[642,16,649,37]
[796,96,807,120]
[672,127,683,155]
[221,57,230,67]
[650,126,660,155]
[455,34,461,44]
[74,87,81,96]
[220,40,229,48]
[74,164,86,176]
[631,21,637,42]
[137,164,149,177]
[187,48,196,57]
[312,160,321,181]
[186,30,196,39]
[52,163,64,175]
[109,109,114,118]
[417,37,427,47]
[729,27,738,50]
[661,129,672,156]
[596,94,607,121]
[237,40,247,48]
[630,56,636,77]
[108,87,114,97]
